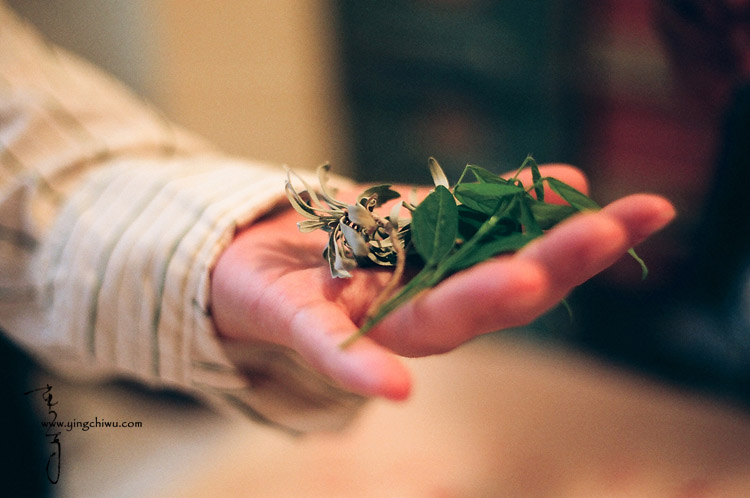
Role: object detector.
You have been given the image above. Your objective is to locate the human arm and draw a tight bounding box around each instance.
[0,1,675,428]
[0,3,365,433]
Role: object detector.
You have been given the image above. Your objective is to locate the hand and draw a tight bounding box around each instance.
[210,165,675,400]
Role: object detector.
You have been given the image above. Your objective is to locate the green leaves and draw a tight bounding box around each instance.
[286,156,651,347]
[530,156,545,202]
[411,185,457,266]
[527,200,577,230]
[456,164,504,185]
[453,182,524,215]
[449,232,535,272]
[545,177,600,211]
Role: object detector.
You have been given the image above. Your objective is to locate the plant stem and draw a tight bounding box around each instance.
[339,266,437,348]
[339,195,515,349]
[362,223,407,320]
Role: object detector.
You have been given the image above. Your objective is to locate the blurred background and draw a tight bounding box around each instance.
[6,0,750,496]
[12,0,742,399]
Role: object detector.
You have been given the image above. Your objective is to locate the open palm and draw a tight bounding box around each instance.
[211,165,675,400]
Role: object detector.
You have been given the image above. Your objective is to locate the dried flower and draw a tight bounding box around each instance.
[284,164,409,279]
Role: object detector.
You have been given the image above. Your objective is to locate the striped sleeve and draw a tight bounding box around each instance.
[0,2,365,433]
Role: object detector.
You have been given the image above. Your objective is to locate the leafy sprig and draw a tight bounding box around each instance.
[285,156,647,348]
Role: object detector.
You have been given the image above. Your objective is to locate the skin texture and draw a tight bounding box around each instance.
[210,165,676,401]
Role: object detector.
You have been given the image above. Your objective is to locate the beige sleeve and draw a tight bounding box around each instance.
[0,3,365,434]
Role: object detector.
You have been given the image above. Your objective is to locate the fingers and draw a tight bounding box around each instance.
[369,193,675,357]
[287,301,412,400]
[369,257,549,356]
[597,193,677,247]
[518,193,676,286]
[517,212,628,291]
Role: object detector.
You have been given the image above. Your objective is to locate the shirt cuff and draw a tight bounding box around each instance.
[33,154,366,433]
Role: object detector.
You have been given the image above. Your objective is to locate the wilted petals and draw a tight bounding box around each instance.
[317,164,347,209]
[286,167,325,209]
[429,157,450,189]
[325,235,346,278]
[285,182,320,219]
[298,219,327,233]
[389,200,403,230]
[357,184,401,207]
[347,203,378,229]
[407,187,419,209]
[332,236,355,278]
[332,258,352,278]
[367,244,397,266]
[339,221,369,257]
